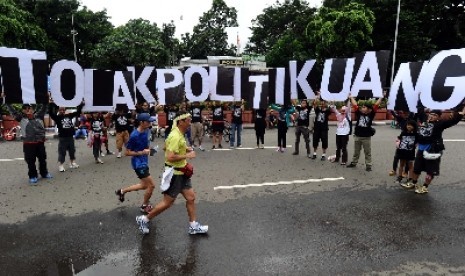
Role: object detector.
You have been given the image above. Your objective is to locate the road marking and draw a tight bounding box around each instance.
[213,177,344,190]
[0,158,24,162]
[444,139,465,142]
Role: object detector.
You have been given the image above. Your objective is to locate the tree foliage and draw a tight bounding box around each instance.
[90,19,169,70]
[246,0,316,55]
[307,3,375,60]
[182,0,238,58]
[0,0,47,49]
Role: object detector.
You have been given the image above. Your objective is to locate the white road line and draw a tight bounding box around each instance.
[213,177,344,190]
[444,139,465,142]
[0,158,24,162]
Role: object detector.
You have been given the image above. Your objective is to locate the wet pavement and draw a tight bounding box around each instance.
[1,125,465,275]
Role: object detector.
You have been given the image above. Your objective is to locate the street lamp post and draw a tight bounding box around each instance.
[71,14,78,62]
[390,0,401,85]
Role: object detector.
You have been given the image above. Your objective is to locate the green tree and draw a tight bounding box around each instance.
[0,0,47,49]
[16,0,80,63]
[306,3,375,61]
[246,0,316,55]
[182,0,238,58]
[90,19,169,70]
[72,6,113,68]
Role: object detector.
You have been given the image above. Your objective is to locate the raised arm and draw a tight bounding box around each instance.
[35,103,47,119]
[5,104,22,122]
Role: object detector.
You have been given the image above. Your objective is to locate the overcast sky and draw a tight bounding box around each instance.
[79,0,322,51]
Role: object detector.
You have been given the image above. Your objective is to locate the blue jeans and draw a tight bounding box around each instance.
[74,128,87,139]
[230,123,242,146]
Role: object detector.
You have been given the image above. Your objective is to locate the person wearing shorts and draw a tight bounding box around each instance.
[211,101,225,149]
[112,106,132,158]
[136,111,208,235]
[115,113,156,213]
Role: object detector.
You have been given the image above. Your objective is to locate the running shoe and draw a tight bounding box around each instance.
[188,222,208,235]
[136,216,150,234]
[59,165,66,172]
[415,185,429,194]
[29,177,38,185]
[115,189,125,202]
[140,204,153,213]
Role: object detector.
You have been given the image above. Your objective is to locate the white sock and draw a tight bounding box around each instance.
[190,221,197,228]
[322,154,326,157]
[142,216,149,223]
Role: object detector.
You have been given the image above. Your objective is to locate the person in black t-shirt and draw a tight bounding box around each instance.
[409,107,465,194]
[346,95,384,171]
[164,104,179,139]
[211,101,225,149]
[49,99,84,172]
[230,100,244,148]
[254,108,266,148]
[311,99,331,160]
[112,106,133,158]
[292,100,312,157]
[190,101,206,151]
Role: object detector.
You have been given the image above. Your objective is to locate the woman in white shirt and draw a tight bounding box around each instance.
[330,102,351,165]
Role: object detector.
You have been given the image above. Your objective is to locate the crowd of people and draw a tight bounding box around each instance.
[2,91,465,234]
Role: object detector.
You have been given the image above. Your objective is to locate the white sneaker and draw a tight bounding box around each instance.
[96,158,104,164]
[59,165,65,172]
[100,152,105,157]
[69,162,79,169]
[199,145,205,151]
[188,222,208,235]
[136,216,150,234]
[117,152,122,158]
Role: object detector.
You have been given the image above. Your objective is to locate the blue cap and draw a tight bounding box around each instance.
[137,113,155,122]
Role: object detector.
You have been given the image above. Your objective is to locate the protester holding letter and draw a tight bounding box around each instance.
[291,99,312,157]
[408,106,465,194]
[189,101,206,151]
[270,103,295,153]
[346,94,384,171]
[163,104,179,139]
[230,100,244,148]
[89,112,105,164]
[2,93,52,184]
[389,110,414,177]
[330,100,351,165]
[211,101,225,149]
[115,113,156,213]
[136,111,208,235]
[254,108,267,149]
[112,106,132,158]
[312,96,331,160]
[48,99,84,172]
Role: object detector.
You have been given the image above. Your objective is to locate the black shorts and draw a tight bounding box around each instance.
[163,174,192,198]
[212,122,224,133]
[396,149,415,161]
[413,150,440,175]
[134,166,150,179]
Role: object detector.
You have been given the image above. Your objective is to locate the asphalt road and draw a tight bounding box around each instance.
[1,125,465,275]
